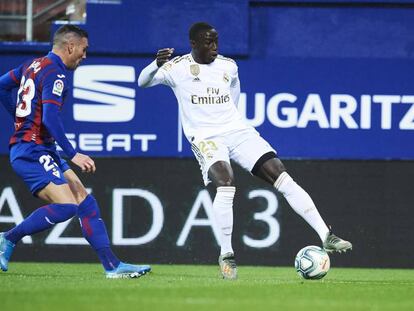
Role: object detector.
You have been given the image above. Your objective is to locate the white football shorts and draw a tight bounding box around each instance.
[190,127,277,185]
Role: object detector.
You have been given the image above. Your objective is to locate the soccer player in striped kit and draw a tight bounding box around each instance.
[0,25,150,278]
[138,22,352,280]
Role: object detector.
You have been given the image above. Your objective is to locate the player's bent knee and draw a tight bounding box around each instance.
[208,161,235,187]
[251,152,278,176]
[215,178,234,187]
[64,171,89,204]
[77,194,101,218]
[71,185,88,204]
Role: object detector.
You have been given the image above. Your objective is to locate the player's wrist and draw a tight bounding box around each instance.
[150,59,161,69]
[67,150,77,160]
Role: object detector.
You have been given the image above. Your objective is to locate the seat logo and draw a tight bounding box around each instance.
[73,65,136,122]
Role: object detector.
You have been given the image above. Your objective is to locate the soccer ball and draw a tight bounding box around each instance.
[294,245,330,280]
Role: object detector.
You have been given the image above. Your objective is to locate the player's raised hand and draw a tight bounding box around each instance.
[156,48,174,67]
[71,152,96,173]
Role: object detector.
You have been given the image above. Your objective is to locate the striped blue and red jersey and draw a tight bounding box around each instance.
[8,52,68,146]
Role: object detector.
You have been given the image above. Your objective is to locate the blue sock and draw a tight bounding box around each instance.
[5,203,77,244]
[77,195,120,271]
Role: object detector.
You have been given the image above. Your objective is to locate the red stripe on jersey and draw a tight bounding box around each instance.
[9,136,17,145]
[34,88,45,144]
[39,68,57,90]
[21,129,33,143]
[42,100,62,106]
[30,57,54,144]
[22,70,40,143]
[9,70,19,84]
[38,58,55,91]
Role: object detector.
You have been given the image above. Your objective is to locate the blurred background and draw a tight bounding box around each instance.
[0,0,413,268]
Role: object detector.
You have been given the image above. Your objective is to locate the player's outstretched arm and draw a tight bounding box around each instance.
[137,48,174,88]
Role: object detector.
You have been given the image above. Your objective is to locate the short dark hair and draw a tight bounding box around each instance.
[53,24,88,47]
[189,22,214,41]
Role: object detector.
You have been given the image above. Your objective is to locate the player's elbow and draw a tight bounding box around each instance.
[137,74,149,88]
[0,83,9,92]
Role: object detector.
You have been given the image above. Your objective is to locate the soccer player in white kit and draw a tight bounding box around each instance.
[138,22,352,280]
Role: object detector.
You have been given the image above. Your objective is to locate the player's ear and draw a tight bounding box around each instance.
[67,41,74,54]
[190,39,196,49]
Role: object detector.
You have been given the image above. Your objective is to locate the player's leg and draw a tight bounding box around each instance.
[1,144,79,271]
[192,139,237,279]
[63,169,119,270]
[253,152,352,253]
[1,182,78,271]
[208,161,238,280]
[254,157,331,242]
[208,160,236,255]
[63,168,150,278]
[230,128,351,253]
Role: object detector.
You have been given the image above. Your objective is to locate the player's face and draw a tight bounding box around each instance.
[192,29,218,64]
[67,37,88,70]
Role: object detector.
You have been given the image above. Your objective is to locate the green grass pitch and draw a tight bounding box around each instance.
[1,263,413,311]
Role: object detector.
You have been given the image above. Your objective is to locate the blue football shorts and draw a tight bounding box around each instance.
[10,142,71,195]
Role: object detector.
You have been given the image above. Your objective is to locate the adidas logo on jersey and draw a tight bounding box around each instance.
[190,64,200,82]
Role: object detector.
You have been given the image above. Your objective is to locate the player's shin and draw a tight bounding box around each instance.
[274,172,329,241]
[5,203,77,244]
[212,186,236,255]
[77,194,120,271]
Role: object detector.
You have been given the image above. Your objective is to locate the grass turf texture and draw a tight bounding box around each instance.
[1,263,413,311]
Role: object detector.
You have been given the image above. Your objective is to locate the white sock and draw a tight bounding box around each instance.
[212,186,236,255]
[274,172,329,242]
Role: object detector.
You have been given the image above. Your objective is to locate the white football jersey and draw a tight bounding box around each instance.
[138,53,250,140]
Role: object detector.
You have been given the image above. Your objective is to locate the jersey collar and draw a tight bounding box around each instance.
[189,52,216,66]
[47,51,67,71]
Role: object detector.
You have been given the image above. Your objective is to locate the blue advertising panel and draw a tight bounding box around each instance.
[84,0,249,55]
[0,54,412,159]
